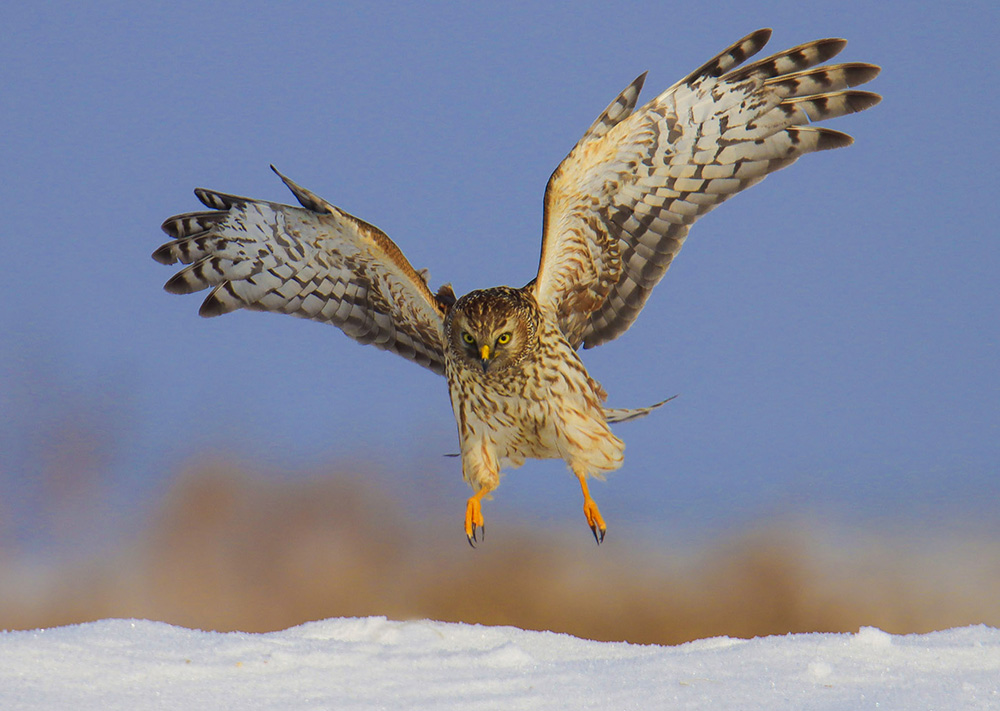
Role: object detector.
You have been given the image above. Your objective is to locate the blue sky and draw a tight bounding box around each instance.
[1,1,997,550]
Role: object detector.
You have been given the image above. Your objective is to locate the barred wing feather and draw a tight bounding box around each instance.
[534,28,880,349]
[154,167,450,375]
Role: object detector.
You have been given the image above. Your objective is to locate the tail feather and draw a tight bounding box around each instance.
[603,395,677,423]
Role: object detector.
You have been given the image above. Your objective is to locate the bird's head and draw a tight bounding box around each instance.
[445,287,538,375]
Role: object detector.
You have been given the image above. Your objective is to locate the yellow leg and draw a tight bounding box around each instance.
[576,471,606,544]
[464,485,492,547]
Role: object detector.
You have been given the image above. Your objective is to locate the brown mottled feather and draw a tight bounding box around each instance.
[155,168,450,374]
[534,29,880,349]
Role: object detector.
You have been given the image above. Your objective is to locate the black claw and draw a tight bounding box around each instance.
[590,524,606,545]
[467,524,484,548]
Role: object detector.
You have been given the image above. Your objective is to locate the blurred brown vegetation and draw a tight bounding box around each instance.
[2,461,998,644]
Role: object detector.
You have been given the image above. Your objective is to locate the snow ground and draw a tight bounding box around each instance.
[1,618,998,710]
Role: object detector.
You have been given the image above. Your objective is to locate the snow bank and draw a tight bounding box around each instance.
[1,617,997,709]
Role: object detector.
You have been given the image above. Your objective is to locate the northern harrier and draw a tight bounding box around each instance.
[154,29,880,545]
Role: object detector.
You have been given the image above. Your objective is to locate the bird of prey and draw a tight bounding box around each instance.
[154,29,880,545]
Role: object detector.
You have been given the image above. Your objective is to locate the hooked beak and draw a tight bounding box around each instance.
[479,344,491,373]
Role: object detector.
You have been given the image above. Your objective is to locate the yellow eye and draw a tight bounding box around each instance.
[461,331,475,345]
[496,332,512,345]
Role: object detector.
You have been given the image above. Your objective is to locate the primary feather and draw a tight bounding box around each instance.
[533,28,880,349]
[155,167,449,374]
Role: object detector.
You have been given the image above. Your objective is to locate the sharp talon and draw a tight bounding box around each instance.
[590,524,606,545]
[464,488,490,548]
[579,486,606,546]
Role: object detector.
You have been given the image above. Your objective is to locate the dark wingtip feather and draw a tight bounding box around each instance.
[752,27,774,46]
[843,63,881,87]
[847,90,882,113]
[163,272,197,295]
[151,243,178,265]
[685,28,772,84]
[812,38,848,64]
[160,217,181,239]
[814,127,855,151]
[718,28,772,74]
[198,291,228,317]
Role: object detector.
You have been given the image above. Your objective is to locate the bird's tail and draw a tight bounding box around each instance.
[603,395,677,423]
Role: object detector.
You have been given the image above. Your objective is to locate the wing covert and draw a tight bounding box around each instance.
[154,167,451,375]
[533,29,880,349]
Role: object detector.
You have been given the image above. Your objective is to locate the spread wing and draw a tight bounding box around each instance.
[154,167,453,375]
[533,28,881,349]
